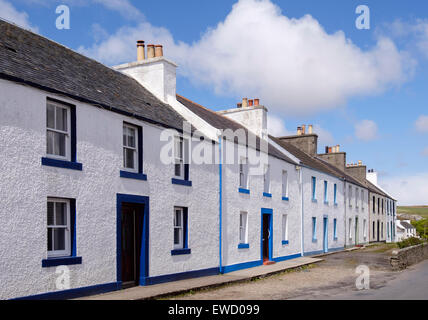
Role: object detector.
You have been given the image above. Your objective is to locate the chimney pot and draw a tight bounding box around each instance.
[154,45,163,57]
[137,40,145,61]
[336,145,340,152]
[325,146,329,153]
[237,103,242,108]
[297,127,302,135]
[302,125,306,135]
[242,98,248,108]
[254,99,260,106]
[358,160,362,166]
[328,147,332,153]
[147,44,155,59]
[248,99,254,107]
[308,124,313,134]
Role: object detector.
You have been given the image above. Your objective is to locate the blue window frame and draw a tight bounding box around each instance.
[120,122,147,181]
[333,218,337,240]
[312,177,317,202]
[334,184,337,205]
[42,98,82,171]
[312,217,317,241]
[324,181,328,204]
[171,207,190,255]
[42,198,81,267]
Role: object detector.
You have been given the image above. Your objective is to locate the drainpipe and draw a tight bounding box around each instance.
[344,181,348,248]
[299,166,304,256]
[218,135,223,273]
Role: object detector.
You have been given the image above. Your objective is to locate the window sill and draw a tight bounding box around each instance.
[263,192,272,198]
[312,199,317,203]
[238,188,250,194]
[42,256,82,268]
[238,243,249,249]
[282,196,289,201]
[171,178,192,187]
[171,248,191,256]
[41,157,82,171]
[282,240,289,245]
[120,171,147,181]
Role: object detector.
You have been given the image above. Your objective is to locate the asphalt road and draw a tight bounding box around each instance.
[326,258,428,300]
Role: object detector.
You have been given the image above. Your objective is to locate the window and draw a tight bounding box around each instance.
[239,212,248,245]
[46,100,70,160]
[363,219,366,239]
[349,218,352,239]
[282,214,288,243]
[239,157,248,189]
[348,185,352,207]
[333,184,337,205]
[373,221,375,238]
[174,136,185,179]
[333,218,337,239]
[324,181,328,203]
[123,123,138,172]
[173,207,184,249]
[312,217,317,241]
[373,196,376,213]
[47,198,71,257]
[312,177,316,201]
[361,190,364,209]
[282,170,288,199]
[263,165,270,194]
[355,188,358,208]
[378,198,380,214]
[381,222,384,238]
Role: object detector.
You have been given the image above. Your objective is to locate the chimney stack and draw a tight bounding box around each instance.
[147,44,155,59]
[137,40,145,61]
[154,45,163,57]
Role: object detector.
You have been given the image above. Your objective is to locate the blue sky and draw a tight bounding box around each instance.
[1,0,427,204]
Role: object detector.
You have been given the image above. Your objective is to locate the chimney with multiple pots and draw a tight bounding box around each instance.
[137,41,164,61]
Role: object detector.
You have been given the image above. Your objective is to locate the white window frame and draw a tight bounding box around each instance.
[282,214,288,241]
[173,207,184,249]
[239,157,248,189]
[174,136,184,179]
[355,187,359,208]
[349,218,353,239]
[348,185,352,207]
[361,190,365,210]
[239,212,248,244]
[47,198,71,258]
[46,101,71,161]
[123,123,139,173]
[263,164,270,194]
[363,219,367,239]
[282,170,288,198]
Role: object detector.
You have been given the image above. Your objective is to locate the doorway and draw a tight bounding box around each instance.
[323,217,328,253]
[261,211,272,263]
[117,194,149,288]
[121,204,144,288]
[377,220,380,242]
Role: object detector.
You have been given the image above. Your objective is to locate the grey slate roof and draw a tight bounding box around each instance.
[177,95,297,165]
[0,19,186,131]
[400,221,415,229]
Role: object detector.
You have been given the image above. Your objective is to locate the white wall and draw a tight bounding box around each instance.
[0,79,219,299]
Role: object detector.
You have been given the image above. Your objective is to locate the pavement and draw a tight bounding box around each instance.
[77,256,323,300]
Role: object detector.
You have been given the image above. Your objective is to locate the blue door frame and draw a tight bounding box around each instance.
[261,208,273,262]
[323,216,328,253]
[116,194,150,286]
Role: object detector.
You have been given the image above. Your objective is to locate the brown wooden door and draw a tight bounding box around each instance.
[121,204,144,287]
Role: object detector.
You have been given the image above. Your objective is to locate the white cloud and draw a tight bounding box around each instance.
[267,114,292,137]
[0,0,38,32]
[415,115,428,133]
[381,172,428,206]
[79,0,414,115]
[313,124,334,146]
[92,0,144,21]
[355,119,378,141]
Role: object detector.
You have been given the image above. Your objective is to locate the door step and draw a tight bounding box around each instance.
[263,260,276,266]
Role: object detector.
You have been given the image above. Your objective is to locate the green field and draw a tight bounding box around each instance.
[397,206,428,218]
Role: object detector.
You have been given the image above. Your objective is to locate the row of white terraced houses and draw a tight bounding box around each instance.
[0,20,396,300]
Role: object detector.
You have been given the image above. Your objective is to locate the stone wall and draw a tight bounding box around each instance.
[390,243,428,270]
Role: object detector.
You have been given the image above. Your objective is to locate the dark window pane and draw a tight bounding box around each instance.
[54,228,66,251]
[47,104,55,129]
[174,228,180,245]
[125,148,135,169]
[47,228,52,251]
[57,133,66,157]
[46,130,54,155]
[56,106,67,132]
[47,202,54,225]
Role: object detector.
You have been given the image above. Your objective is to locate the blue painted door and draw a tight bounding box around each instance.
[323,217,328,253]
